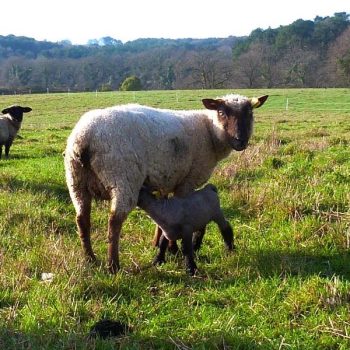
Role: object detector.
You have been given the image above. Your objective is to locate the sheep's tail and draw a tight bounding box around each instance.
[65,135,90,168]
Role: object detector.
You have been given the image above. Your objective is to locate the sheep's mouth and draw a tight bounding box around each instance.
[229,138,248,151]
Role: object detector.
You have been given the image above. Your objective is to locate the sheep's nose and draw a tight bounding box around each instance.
[230,138,247,151]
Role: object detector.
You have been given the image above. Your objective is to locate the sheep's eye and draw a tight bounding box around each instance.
[218,109,226,117]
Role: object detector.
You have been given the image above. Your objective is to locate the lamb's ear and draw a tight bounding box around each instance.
[202,98,224,110]
[1,108,10,114]
[22,107,32,113]
[249,95,269,109]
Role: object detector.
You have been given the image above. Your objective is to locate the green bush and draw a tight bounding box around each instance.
[119,76,142,91]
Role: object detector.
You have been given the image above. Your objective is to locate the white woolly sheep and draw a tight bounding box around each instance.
[64,93,268,273]
[137,183,234,275]
[0,105,32,159]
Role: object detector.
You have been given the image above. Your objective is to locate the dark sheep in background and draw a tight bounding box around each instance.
[0,105,32,159]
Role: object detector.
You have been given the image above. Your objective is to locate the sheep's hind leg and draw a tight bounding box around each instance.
[76,194,96,263]
[153,225,179,254]
[152,225,162,247]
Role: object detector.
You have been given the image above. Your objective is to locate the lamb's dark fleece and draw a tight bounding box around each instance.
[138,184,234,275]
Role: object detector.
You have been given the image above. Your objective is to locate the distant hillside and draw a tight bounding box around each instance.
[0,12,349,93]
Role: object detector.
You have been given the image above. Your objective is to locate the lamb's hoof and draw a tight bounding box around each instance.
[186,263,197,276]
[226,243,236,252]
[187,267,197,276]
[153,257,165,266]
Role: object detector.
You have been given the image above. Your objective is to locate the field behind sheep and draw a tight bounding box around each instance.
[0,89,349,349]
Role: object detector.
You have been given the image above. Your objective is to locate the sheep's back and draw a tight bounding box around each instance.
[66,105,202,193]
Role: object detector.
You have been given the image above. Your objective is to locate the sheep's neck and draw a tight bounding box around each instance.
[205,117,232,160]
[7,117,21,131]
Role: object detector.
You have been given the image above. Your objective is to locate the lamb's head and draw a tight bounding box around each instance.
[2,105,32,122]
[202,94,268,151]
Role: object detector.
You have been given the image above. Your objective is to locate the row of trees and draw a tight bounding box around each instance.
[0,13,349,93]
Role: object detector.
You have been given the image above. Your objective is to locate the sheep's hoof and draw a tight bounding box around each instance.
[86,254,97,263]
[108,261,120,274]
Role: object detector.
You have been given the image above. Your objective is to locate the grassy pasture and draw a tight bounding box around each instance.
[0,88,349,349]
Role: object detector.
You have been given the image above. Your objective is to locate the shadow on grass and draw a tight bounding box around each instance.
[0,176,70,202]
[247,249,350,280]
[137,248,350,285]
[0,327,268,350]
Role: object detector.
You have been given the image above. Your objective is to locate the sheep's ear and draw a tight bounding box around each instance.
[1,108,10,114]
[22,107,32,113]
[250,95,269,109]
[202,98,224,110]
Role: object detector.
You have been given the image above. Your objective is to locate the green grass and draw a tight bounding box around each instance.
[0,89,349,349]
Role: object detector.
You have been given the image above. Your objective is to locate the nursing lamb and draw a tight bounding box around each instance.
[64,94,268,273]
[138,184,234,275]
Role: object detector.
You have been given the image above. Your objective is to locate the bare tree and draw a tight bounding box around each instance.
[189,52,232,89]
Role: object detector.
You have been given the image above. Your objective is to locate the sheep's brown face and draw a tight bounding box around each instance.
[202,95,268,151]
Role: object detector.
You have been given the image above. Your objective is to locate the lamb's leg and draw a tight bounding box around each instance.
[75,193,96,262]
[151,192,178,253]
[153,226,178,254]
[215,215,235,251]
[182,228,197,276]
[153,234,168,265]
[152,225,162,247]
[192,227,206,252]
[0,145,2,159]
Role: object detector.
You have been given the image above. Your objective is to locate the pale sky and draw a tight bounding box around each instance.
[1,0,349,44]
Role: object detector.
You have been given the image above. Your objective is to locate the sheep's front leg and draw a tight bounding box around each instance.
[182,228,197,276]
[108,192,134,274]
[0,145,2,159]
[4,142,12,159]
[108,211,127,274]
[153,234,168,265]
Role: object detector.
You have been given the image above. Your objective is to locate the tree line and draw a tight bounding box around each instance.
[0,12,349,93]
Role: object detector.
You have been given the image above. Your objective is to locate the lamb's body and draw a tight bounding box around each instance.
[138,184,234,275]
[0,106,32,159]
[64,94,268,272]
